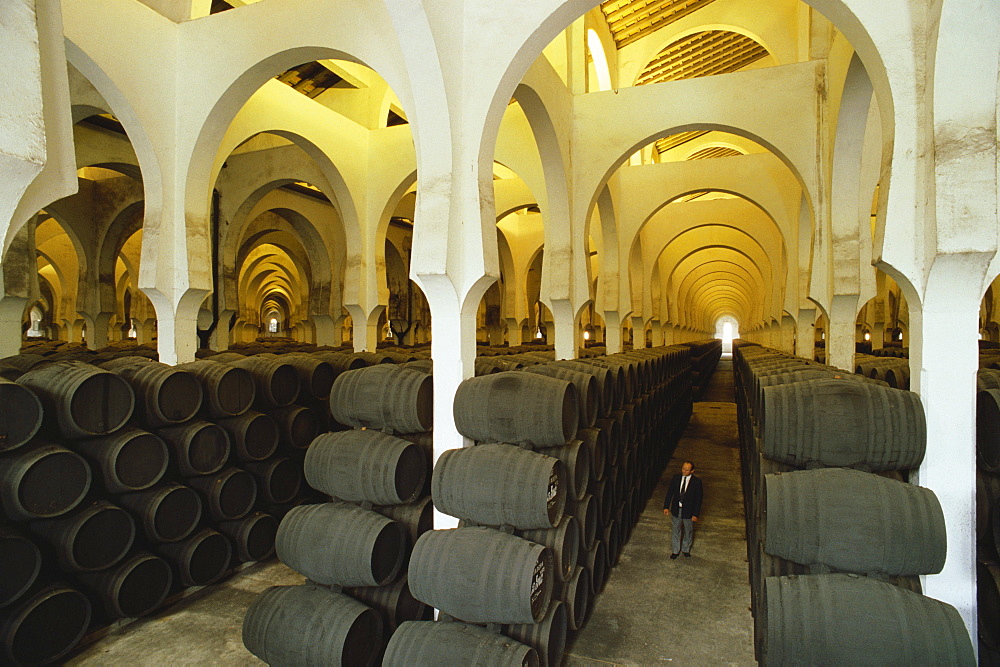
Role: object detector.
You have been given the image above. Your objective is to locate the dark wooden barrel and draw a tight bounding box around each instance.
[433,443,565,530]
[404,359,434,374]
[560,565,591,631]
[0,584,91,665]
[978,388,1000,472]
[977,470,1000,557]
[211,354,300,409]
[276,502,405,587]
[0,441,91,521]
[980,562,1000,651]
[761,379,925,471]
[187,467,258,522]
[764,468,946,575]
[119,483,203,543]
[245,457,302,505]
[157,527,232,587]
[175,359,255,418]
[583,540,607,594]
[524,365,599,429]
[501,600,567,667]
[385,620,538,666]
[99,358,203,427]
[517,515,579,583]
[29,500,135,572]
[243,584,383,667]
[330,365,433,433]
[0,354,50,373]
[0,378,43,453]
[16,361,134,438]
[0,528,40,609]
[304,430,426,505]
[216,411,279,462]
[453,372,577,447]
[156,421,231,477]
[763,574,975,665]
[575,495,598,551]
[373,496,433,547]
[538,440,591,502]
[266,405,319,452]
[345,576,432,636]
[77,551,172,619]
[73,427,168,493]
[314,351,367,374]
[264,353,335,400]
[576,428,607,482]
[884,364,910,389]
[408,526,552,624]
[218,512,278,562]
[593,418,621,467]
[549,360,616,417]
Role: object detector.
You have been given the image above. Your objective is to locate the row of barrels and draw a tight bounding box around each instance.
[854,353,911,389]
[733,343,974,665]
[0,347,373,664]
[675,339,723,396]
[975,368,1000,659]
[397,345,697,665]
[244,362,436,666]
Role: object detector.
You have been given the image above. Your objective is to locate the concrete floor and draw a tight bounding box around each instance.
[69,359,753,666]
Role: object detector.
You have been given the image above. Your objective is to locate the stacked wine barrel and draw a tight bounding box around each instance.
[243,362,434,665]
[975,368,1000,660]
[854,353,911,389]
[676,339,723,396]
[383,345,696,666]
[734,343,975,664]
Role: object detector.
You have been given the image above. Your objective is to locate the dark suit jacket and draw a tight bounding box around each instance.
[663,473,703,519]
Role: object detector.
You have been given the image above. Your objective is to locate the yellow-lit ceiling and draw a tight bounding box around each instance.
[600,0,718,48]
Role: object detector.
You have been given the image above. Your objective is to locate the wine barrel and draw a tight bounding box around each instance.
[187,467,258,522]
[99,358,203,427]
[978,389,1000,472]
[218,512,278,562]
[77,551,172,619]
[433,443,565,530]
[119,483,203,543]
[264,353,335,400]
[524,365,599,429]
[330,365,432,433]
[216,411,279,462]
[538,440,591,502]
[583,540,607,594]
[210,354,300,409]
[175,359,255,418]
[764,468,946,576]
[73,427,168,493]
[384,620,537,666]
[16,361,133,438]
[761,379,926,471]
[560,565,591,631]
[408,526,552,624]
[763,574,975,665]
[501,600,567,667]
[157,527,232,587]
[314,351,367,374]
[157,421,231,477]
[576,427,607,482]
[516,515,580,583]
[980,562,1000,650]
[548,360,616,417]
[575,494,599,551]
[0,441,91,521]
[373,496,433,547]
[0,378,42,453]
[243,584,383,667]
[453,372,577,447]
[0,585,90,665]
[276,502,405,587]
[304,430,426,505]
[345,576,432,635]
[0,529,40,609]
[266,405,319,452]
[29,500,135,572]
[245,457,302,505]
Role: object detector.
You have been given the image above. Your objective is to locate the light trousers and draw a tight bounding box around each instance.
[671,515,694,554]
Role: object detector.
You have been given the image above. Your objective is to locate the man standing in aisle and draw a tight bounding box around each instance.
[662,460,702,558]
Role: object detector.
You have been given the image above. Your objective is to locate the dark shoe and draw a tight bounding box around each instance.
[670,553,679,559]
[683,552,691,557]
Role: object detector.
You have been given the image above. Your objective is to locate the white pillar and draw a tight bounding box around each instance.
[795,308,816,359]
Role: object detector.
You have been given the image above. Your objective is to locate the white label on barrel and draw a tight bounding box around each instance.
[530,558,545,604]
[547,470,558,508]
